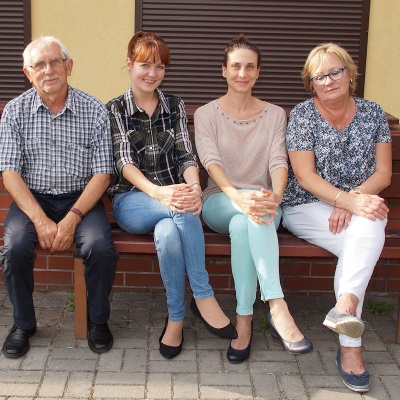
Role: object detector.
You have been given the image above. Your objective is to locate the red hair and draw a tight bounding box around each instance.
[127,31,171,65]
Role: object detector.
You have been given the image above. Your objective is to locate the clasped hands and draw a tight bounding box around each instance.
[235,188,280,225]
[35,213,79,252]
[329,192,388,234]
[154,183,203,215]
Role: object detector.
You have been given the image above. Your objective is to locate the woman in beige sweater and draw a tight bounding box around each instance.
[195,35,313,364]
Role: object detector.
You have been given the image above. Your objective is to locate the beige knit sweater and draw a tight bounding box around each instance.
[194,100,288,202]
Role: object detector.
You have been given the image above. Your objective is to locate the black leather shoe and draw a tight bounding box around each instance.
[190,297,237,339]
[227,320,253,364]
[267,313,313,354]
[2,324,37,359]
[88,320,113,353]
[159,317,184,359]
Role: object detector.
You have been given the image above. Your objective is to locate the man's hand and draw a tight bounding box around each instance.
[34,216,58,250]
[50,212,80,252]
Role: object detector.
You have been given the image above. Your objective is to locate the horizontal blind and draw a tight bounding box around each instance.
[137,0,370,108]
[0,0,31,103]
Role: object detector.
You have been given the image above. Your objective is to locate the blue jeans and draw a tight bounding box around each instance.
[113,191,214,321]
[0,193,118,329]
[202,191,284,316]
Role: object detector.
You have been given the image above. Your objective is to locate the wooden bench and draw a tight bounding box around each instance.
[73,110,400,343]
[0,102,398,341]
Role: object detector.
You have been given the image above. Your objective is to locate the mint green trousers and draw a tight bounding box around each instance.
[202,191,284,315]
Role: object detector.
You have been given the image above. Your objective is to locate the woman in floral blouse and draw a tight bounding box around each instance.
[282,43,392,393]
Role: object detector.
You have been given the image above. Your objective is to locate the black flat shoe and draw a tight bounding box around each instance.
[190,297,237,339]
[159,317,184,359]
[227,320,253,364]
[267,313,313,354]
[2,324,37,359]
[88,320,113,354]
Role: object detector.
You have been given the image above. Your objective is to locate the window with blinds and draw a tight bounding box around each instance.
[135,0,370,108]
[0,0,31,104]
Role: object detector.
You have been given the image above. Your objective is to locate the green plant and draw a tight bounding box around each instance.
[66,291,75,312]
[257,311,270,333]
[364,298,394,316]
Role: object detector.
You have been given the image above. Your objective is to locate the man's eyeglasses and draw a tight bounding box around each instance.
[310,66,347,86]
[26,58,67,72]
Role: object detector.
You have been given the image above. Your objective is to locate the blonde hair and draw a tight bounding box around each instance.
[301,42,358,95]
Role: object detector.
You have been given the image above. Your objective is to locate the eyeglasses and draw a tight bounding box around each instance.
[26,58,67,72]
[310,66,347,86]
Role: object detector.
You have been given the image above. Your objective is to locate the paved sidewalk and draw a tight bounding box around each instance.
[0,289,399,400]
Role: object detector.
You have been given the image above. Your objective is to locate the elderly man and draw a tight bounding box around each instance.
[0,36,118,358]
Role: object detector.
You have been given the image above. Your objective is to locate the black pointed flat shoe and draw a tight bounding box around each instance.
[2,324,37,359]
[159,317,184,359]
[190,297,237,339]
[227,320,253,364]
[267,313,313,354]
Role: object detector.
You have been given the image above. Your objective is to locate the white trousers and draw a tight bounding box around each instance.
[282,201,387,347]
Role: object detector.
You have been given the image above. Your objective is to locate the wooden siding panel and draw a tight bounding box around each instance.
[137,0,370,107]
[0,0,31,102]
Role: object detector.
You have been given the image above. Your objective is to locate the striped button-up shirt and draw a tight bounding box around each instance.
[107,88,197,195]
[0,87,114,195]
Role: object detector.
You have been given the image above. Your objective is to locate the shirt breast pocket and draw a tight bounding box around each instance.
[65,142,92,179]
[157,129,175,154]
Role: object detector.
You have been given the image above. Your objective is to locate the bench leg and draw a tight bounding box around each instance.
[397,290,400,344]
[73,256,87,339]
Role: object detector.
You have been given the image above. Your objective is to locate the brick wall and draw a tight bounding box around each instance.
[0,180,399,296]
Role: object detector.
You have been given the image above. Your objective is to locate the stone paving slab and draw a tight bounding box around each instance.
[0,289,399,399]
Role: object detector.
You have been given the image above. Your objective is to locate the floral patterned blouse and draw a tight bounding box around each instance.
[282,97,392,209]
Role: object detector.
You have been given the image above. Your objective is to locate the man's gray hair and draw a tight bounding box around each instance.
[23,36,72,66]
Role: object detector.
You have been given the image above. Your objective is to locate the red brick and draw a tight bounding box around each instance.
[0,209,8,222]
[113,272,124,286]
[386,278,400,293]
[311,263,337,277]
[34,269,73,285]
[206,260,232,275]
[367,279,388,292]
[279,262,311,276]
[0,193,12,208]
[387,220,400,230]
[372,265,400,278]
[125,272,163,287]
[208,275,231,289]
[48,255,74,270]
[387,205,400,218]
[34,255,48,269]
[214,288,235,295]
[282,277,333,292]
[117,257,154,272]
[285,290,333,296]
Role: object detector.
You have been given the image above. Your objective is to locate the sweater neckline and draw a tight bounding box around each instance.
[214,100,269,124]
